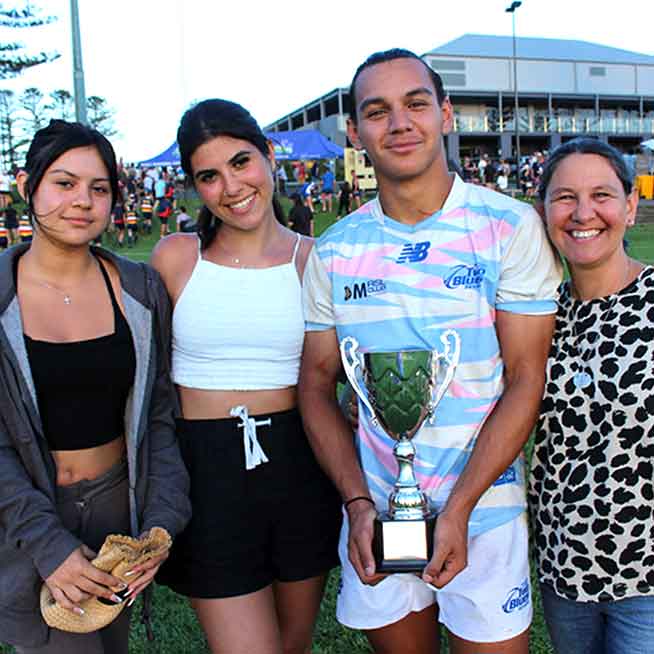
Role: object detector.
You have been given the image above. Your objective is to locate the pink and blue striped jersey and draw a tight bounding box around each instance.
[303,175,562,536]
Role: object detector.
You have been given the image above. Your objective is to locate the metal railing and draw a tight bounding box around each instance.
[453,114,654,135]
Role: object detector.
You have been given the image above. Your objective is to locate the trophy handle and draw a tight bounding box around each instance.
[429,329,461,420]
[339,336,378,426]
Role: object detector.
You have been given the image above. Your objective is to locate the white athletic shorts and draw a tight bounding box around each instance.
[336,512,532,643]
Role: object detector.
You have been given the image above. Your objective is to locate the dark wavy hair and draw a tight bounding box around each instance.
[23,120,120,223]
[538,137,634,201]
[348,48,446,124]
[176,99,286,249]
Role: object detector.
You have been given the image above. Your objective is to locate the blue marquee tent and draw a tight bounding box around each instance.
[138,142,181,167]
[138,130,342,167]
[264,130,343,160]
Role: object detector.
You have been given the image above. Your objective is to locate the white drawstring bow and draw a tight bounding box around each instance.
[230,405,271,470]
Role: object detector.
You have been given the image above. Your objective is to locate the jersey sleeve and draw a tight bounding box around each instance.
[496,205,562,315]
[302,246,335,331]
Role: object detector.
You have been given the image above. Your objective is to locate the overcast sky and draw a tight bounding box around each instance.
[2,0,653,162]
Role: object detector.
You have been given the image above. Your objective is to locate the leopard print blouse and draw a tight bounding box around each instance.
[528,266,654,602]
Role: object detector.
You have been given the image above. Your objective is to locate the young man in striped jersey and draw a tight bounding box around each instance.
[299,49,561,654]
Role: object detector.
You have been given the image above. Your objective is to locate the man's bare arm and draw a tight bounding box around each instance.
[298,329,368,501]
[423,310,555,587]
[298,329,382,581]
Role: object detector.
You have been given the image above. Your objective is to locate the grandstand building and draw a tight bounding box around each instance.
[264,34,654,159]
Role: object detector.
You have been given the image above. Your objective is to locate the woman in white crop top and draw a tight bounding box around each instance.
[151,99,341,654]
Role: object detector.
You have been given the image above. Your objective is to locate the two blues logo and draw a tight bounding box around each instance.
[444,264,486,290]
[502,578,530,614]
[344,279,387,301]
[396,241,431,263]
[493,465,517,487]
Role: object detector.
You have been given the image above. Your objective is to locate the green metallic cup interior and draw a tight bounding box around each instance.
[363,350,434,440]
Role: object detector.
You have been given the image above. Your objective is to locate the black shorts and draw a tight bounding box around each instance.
[157,408,342,598]
[5,215,18,229]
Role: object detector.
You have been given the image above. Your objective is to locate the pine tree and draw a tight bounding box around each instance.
[0,89,27,169]
[0,2,60,79]
[87,95,117,137]
[48,89,74,121]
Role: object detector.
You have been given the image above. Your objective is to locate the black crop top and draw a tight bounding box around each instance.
[23,258,136,451]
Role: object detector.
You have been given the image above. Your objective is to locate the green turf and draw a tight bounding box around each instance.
[2,202,652,654]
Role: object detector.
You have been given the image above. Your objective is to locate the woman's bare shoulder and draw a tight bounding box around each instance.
[150,233,198,273]
[150,233,199,300]
[295,234,315,280]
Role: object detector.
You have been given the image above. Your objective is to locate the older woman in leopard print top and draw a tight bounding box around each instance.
[528,137,654,654]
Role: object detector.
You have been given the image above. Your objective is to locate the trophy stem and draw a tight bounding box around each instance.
[388,437,429,521]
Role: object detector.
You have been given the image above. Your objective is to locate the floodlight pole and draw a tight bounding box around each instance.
[506,1,522,166]
[70,0,87,124]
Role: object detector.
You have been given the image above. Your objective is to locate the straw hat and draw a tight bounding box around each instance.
[40,527,171,633]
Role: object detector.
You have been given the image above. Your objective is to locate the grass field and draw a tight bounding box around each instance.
[2,196,653,653]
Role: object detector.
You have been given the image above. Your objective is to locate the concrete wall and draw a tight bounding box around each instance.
[427,55,654,96]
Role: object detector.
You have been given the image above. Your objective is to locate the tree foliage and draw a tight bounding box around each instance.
[19,86,46,133]
[0,88,118,169]
[0,2,60,79]
[0,89,28,169]
[86,95,117,137]
[48,89,74,121]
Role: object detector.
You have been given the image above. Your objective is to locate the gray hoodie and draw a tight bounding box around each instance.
[0,244,191,648]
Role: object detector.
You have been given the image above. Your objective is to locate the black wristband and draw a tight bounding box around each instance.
[343,496,375,511]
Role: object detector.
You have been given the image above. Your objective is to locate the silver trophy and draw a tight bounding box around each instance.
[340,330,461,573]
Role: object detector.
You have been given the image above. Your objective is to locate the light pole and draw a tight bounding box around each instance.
[506,1,521,171]
[70,0,87,124]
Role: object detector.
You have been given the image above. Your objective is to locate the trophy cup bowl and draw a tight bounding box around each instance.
[340,331,460,573]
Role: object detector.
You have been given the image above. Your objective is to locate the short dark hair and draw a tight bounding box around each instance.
[538,137,633,201]
[176,99,285,248]
[348,48,446,124]
[23,119,120,218]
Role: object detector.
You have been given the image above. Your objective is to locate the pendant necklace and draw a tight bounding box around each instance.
[570,261,632,391]
[216,239,246,267]
[38,280,72,305]
[34,259,101,306]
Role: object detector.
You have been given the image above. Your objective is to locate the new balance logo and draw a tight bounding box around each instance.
[396,241,431,263]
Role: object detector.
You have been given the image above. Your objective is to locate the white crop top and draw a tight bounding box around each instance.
[171,235,305,390]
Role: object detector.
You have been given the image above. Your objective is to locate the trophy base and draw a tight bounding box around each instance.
[372,512,437,574]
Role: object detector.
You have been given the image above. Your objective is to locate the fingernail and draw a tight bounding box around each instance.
[423,574,433,583]
[74,607,85,616]
[127,597,135,607]
[111,594,123,604]
[364,566,375,576]
[123,587,134,598]
[124,570,136,577]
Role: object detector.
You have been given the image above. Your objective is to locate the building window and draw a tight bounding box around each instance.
[589,66,606,77]
[431,59,466,71]
[440,73,466,87]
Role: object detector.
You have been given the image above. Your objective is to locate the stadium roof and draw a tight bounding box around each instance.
[425,34,654,65]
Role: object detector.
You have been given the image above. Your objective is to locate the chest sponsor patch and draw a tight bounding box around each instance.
[344,279,387,301]
[444,264,486,290]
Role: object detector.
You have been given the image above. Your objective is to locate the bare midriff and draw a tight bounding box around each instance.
[53,435,126,486]
[178,386,297,420]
